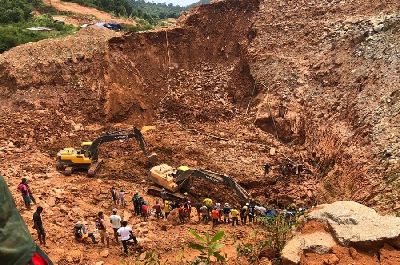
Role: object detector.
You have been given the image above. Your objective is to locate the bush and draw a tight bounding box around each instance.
[188,229,226,264]
[0,15,76,53]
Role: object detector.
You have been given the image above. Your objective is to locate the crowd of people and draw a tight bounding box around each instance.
[18,178,302,256]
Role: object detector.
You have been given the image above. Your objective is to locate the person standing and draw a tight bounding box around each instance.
[231,208,239,226]
[95,212,109,247]
[111,187,118,205]
[17,178,33,209]
[152,200,162,219]
[222,203,231,224]
[164,200,171,219]
[117,221,138,255]
[119,189,126,207]
[240,204,249,225]
[33,206,46,245]
[211,207,220,228]
[141,202,149,222]
[160,188,167,202]
[109,209,121,243]
[263,163,270,177]
[132,191,140,215]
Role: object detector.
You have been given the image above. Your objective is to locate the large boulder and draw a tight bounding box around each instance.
[282,232,336,265]
[282,201,400,264]
[308,201,400,248]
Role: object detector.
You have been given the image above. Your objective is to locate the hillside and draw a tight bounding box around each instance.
[0,0,400,264]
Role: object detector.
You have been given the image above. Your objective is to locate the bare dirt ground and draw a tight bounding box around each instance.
[43,0,136,24]
[1,0,400,264]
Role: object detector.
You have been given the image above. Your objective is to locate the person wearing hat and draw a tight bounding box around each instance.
[109,209,121,242]
[222,203,231,224]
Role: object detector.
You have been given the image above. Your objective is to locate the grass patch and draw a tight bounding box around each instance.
[0,15,77,53]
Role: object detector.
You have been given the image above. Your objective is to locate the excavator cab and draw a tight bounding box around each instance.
[56,127,152,177]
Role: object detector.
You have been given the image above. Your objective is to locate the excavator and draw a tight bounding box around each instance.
[57,127,150,177]
[147,164,250,202]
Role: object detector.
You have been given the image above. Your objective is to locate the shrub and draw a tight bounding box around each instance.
[188,229,226,264]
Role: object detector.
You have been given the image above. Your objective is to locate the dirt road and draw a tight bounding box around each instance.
[43,0,136,24]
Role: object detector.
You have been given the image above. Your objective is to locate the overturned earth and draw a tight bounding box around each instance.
[1,0,400,264]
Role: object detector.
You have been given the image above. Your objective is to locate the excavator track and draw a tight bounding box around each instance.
[64,167,73,176]
[147,186,186,201]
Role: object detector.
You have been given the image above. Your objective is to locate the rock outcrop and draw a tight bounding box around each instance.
[282,201,400,264]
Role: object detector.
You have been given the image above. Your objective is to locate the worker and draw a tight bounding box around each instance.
[194,201,202,222]
[33,206,46,246]
[95,212,109,247]
[248,202,256,224]
[211,207,220,228]
[240,203,249,225]
[17,178,34,209]
[164,200,171,219]
[278,101,287,117]
[141,201,149,221]
[222,203,231,224]
[263,163,270,177]
[111,187,118,205]
[178,204,186,224]
[74,221,96,243]
[215,202,222,221]
[117,221,138,255]
[152,200,163,219]
[133,191,141,216]
[119,189,126,207]
[184,201,192,220]
[200,204,209,224]
[230,208,239,226]
[203,198,213,213]
[109,209,121,242]
[160,188,167,202]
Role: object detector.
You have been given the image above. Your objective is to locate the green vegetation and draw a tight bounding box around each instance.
[0,0,76,53]
[237,215,296,265]
[64,0,186,24]
[188,229,226,264]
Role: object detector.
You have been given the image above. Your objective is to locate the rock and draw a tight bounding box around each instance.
[100,249,109,258]
[95,262,104,265]
[308,201,400,248]
[269,147,276,156]
[167,208,180,225]
[282,232,336,264]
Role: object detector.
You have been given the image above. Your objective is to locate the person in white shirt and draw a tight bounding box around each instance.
[109,209,122,242]
[117,221,138,255]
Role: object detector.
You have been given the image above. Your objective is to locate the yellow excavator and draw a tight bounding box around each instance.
[147,164,250,202]
[57,127,151,176]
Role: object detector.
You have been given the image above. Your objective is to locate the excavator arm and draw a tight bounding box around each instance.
[88,127,148,161]
[175,169,250,202]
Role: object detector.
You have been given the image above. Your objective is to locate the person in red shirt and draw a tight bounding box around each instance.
[141,202,149,221]
[152,200,162,219]
[211,207,220,228]
[178,204,186,224]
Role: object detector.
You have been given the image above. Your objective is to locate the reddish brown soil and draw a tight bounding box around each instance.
[1,0,400,264]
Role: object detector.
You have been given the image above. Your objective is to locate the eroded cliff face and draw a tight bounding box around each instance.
[1,0,399,217]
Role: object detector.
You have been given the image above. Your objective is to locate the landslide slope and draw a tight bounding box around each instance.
[1,0,400,214]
